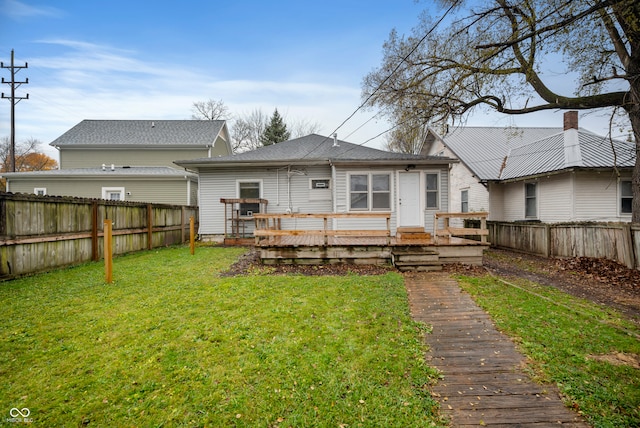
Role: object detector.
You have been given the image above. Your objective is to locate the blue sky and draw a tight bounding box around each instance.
[0,0,628,160]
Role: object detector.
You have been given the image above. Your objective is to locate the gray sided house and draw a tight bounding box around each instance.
[2,119,232,205]
[422,111,635,223]
[175,134,456,240]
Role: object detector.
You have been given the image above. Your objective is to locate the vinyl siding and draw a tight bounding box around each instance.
[499,182,525,221]
[574,170,631,222]
[450,162,488,213]
[434,168,450,230]
[199,164,450,235]
[198,165,335,235]
[426,144,487,217]
[59,147,211,169]
[7,178,192,205]
[489,170,632,223]
[538,174,573,222]
[211,135,232,157]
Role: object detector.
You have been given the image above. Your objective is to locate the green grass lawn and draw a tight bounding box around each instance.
[456,274,640,428]
[0,245,443,427]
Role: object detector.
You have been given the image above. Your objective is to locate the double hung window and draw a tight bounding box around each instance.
[525,183,537,218]
[238,181,261,216]
[461,189,469,213]
[621,180,632,214]
[349,173,391,211]
[426,173,439,209]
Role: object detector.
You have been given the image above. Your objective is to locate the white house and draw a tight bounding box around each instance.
[421,111,635,223]
[175,134,457,241]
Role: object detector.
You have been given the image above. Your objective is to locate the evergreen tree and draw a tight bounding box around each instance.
[260,109,290,146]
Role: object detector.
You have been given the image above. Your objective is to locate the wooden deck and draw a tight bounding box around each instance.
[250,212,490,269]
[256,235,482,247]
[256,235,488,270]
[406,272,589,427]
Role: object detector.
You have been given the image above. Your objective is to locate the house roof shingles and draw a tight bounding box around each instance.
[176,134,452,167]
[50,120,226,147]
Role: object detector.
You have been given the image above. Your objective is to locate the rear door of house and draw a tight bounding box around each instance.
[398,171,423,227]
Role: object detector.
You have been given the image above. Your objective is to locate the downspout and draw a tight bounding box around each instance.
[331,161,337,229]
[186,177,191,206]
[287,165,292,212]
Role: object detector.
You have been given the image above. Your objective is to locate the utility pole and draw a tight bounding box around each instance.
[1,50,29,172]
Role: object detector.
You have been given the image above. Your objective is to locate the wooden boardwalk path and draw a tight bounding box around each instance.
[405,272,590,427]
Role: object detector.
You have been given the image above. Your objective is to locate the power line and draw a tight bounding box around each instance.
[1,49,29,172]
[301,0,460,159]
[328,0,460,140]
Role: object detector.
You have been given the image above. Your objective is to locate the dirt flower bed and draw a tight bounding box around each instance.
[219,249,394,277]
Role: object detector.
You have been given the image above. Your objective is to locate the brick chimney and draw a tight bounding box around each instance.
[563,111,581,167]
[564,110,578,131]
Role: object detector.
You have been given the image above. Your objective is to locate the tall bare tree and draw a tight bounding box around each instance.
[288,118,322,138]
[363,0,640,220]
[230,109,269,152]
[191,98,231,120]
[230,109,321,152]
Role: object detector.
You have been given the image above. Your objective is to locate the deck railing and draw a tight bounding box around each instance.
[253,212,391,245]
[434,212,489,243]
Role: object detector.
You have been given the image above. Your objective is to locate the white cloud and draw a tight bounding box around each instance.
[2,0,63,19]
[1,38,392,160]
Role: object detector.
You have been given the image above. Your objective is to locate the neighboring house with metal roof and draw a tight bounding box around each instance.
[175,133,456,240]
[2,120,232,205]
[421,111,635,223]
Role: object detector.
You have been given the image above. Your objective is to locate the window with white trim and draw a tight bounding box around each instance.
[525,182,537,218]
[102,187,125,201]
[461,189,469,213]
[238,180,261,216]
[621,180,632,214]
[349,173,391,211]
[426,172,439,209]
[34,188,47,196]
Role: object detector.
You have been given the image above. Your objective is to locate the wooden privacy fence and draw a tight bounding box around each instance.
[488,221,640,270]
[0,192,198,280]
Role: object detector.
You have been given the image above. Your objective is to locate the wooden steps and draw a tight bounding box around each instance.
[391,246,441,271]
[396,227,432,242]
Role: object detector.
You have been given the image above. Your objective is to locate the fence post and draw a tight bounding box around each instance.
[545,223,552,258]
[0,195,6,238]
[91,201,99,261]
[147,204,153,251]
[190,216,195,255]
[104,219,113,283]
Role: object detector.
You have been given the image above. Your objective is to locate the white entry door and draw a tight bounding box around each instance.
[398,172,422,227]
